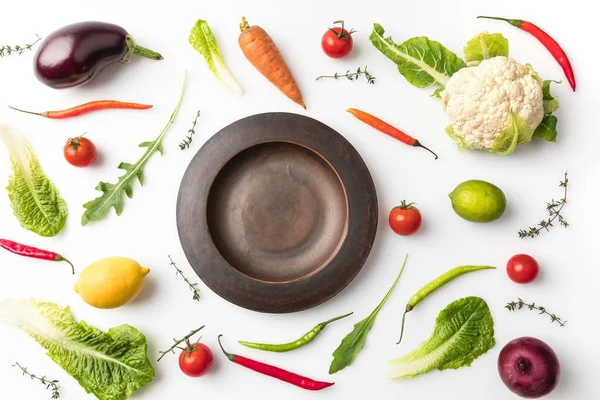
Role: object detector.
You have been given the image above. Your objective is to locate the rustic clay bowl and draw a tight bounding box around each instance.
[176,112,377,313]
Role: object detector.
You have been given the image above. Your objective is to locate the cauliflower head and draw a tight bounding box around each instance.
[441,56,544,154]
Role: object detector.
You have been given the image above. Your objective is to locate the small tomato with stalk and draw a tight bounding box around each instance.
[507,254,539,284]
[321,20,355,58]
[389,201,422,236]
[64,135,97,167]
[157,325,213,377]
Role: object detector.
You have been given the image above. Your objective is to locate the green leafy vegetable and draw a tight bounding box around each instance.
[81,72,187,225]
[533,115,558,142]
[0,123,67,237]
[329,255,409,374]
[0,299,155,400]
[369,23,465,90]
[189,19,242,95]
[542,80,560,114]
[492,110,531,155]
[386,297,495,379]
[464,32,509,62]
[445,125,466,151]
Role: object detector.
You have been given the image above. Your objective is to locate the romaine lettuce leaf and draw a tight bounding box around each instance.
[0,299,155,400]
[0,123,67,237]
[369,24,466,90]
[464,32,509,62]
[189,19,242,95]
[386,297,494,379]
[492,110,531,155]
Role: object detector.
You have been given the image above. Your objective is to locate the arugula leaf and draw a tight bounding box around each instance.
[189,19,242,95]
[369,24,466,89]
[0,299,155,400]
[329,255,409,374]
[533,114,558,142]
[464,32,509,62]
[0,123,67,237]
[386,297,495,379]
[492,110,531,155]
[81,72,187,225]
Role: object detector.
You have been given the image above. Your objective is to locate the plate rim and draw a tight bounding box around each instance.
[176,112,378,313]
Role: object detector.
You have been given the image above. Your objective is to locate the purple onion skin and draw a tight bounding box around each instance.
[498,337,560,398]
[33,21,162,89]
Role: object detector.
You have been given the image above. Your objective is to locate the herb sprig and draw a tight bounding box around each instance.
[179,110,201,150]
[13,362,60,399]
[168,255,200,301]
[157,325,205,361]
[1,34,41,57]
[316,66,376,84]
[506,298,567,327]
[518,171,569,238]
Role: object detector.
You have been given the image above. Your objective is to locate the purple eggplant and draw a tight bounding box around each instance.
[33,21,162,89]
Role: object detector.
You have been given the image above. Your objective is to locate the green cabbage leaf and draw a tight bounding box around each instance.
[386,297,495,379]
[0,299,155,400]
[0,123,67,237]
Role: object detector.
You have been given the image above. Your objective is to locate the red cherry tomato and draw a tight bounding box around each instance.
[507,254,539,284]
[321,20,355,58]
[63,136,97,167]
[178,343,213,377]
[388,201,422,236]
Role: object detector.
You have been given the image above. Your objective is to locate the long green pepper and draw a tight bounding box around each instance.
[239,312,353,353]
[397,265,495,344]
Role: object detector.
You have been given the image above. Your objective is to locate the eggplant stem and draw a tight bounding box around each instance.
[123,36,163,62]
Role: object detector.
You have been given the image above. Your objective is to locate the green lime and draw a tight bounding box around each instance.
[449,179,506,223]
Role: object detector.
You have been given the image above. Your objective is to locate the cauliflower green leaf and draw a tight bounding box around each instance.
[542,80,560,114]
[464,32,509,63]
[370,24,466,90]
[533,115,558,142]
[445,125,467,151]
[386,297,495,379]
[0,299,155,400]
[492,110,532,155]
[0,123,67,237]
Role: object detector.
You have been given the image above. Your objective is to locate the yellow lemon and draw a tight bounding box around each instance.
[74,257,150,309]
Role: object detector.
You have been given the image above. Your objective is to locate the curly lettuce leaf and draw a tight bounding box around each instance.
[0,123,67,237]
[492,110,531,156]
[386,297,495,379]
[0,299,155,400]
[189,19,242,95]
[464,32,509,62]
[369,23,466,90]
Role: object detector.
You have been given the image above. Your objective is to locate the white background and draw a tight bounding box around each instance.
[0,0,597,399]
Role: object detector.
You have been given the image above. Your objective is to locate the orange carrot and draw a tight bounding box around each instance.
[239,17,306,109]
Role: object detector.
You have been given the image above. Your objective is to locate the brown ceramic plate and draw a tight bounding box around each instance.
[176,112,377,313]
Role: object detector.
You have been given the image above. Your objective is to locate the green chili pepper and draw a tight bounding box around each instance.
[239,312,353,353]
[397,265,495,345]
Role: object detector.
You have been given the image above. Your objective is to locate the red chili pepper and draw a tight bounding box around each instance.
[347,108,438,159]
[9,100,153,119]
[478,16,576,91]
[0,239,74,274]
[217,335,334,391]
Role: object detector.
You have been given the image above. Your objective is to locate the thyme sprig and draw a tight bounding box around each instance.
[518,171,569,238]
[13,362,60,399]
[506,298,567,327]
[179,110,201,150]
[316,66,376,84]
[1,34,41,57]
[157,325,205,361]
[168,255,200,301]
